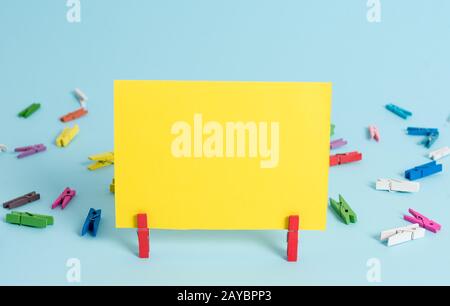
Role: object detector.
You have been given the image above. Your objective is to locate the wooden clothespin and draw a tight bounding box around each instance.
[3,192,40,209]
[52,188,76,210]
[330,124,335,137]
[56,125,79,147]
[330,151,362,167]
[74,88,88,108]
[81,208,101,237]
[330,195,357,225]
[110,178,115,193]
[18,103,41,118]
[380,224,425,247]
[407,127,439,149]
[60,108,88,123]
[404,208,441,233]
[405,161,442,181]
[88,152,114,170]
[287,215,299,262]
[422,134,439,149]
[330,138,347,150]
[376,179,420,193]
[385,104,412,119]
[429,147,450,161]
[137,213,150,258]
[369,125,380,142]
[14,144,46,159]
[407,127,439,136]
[6,212,54,228]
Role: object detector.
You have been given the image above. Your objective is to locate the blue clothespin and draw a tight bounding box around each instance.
[421,133,439,149]
[386,104,412,119]
[407,127,439,148]
[405,161,443,181]
[407,127,439,136]
[81,208,101,237]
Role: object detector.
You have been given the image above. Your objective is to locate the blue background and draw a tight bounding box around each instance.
[1,0,450,285]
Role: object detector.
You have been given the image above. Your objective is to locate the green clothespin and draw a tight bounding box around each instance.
[330,195,357,225]
[330,124,335,137]
[18,103,41,118]
[6,212,54,228]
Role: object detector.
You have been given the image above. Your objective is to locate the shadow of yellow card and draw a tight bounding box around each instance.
[115,81,331,230]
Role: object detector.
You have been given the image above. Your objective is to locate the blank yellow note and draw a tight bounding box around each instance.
[115,81,332,230]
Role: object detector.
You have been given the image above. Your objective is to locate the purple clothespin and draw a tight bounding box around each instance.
[52,187,76,209]
[404,208,441,233]
[330,138,348,150]
[14,144,46,159]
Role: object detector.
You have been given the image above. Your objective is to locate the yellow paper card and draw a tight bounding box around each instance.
[115,81,331,230]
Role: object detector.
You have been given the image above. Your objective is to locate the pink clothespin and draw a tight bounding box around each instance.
[404,208,441,233]
[52,187,76,209]
[369,126,380,142]
[14,144,46,159]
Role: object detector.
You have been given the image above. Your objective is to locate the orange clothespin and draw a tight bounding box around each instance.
[60,108,88,123]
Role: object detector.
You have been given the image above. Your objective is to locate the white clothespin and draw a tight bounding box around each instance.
[429,146,450,161]
[380,224,425,247]
[0,144,7,153]
[376,179,420,193]
[74,88,88,110]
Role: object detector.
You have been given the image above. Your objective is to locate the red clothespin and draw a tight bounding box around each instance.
[330,155,340,167]
[52,187,76,210]
[60,108,88,123]
[287,215,299,262]
[137,213,150,258]
[330,151,362,167]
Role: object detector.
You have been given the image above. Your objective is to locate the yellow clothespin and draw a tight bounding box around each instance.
[56,125,79,147]
[88,152,114,170]
[110,178,115,193]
